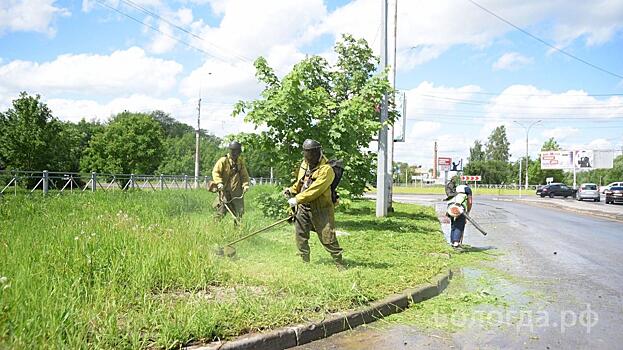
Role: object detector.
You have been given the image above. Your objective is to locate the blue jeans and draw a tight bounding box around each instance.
[450,214,466,244]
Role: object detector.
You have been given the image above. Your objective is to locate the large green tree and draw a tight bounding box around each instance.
[233,34,396,195]
[485,126,511,162]
[157,132,224,176]
[81,112,165,174]
[151,110,194,138]
[468,140,485,162]
[0,92,68,171]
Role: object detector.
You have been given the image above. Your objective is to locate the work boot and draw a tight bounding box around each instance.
[334,256,346,271]
[301,255,310,263]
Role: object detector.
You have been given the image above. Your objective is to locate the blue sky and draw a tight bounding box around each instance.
[1,0,623,170]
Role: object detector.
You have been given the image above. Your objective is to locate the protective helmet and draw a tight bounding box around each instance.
[228,141,242,150]
[456,185,467,194]
[302,139,322,151]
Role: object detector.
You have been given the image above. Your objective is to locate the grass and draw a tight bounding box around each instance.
[370,186,528,196]
[0,186,451,349]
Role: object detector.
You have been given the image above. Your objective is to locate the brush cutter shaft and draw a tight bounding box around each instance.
[226,216,292,246]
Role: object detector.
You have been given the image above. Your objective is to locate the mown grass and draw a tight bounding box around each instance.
[0,186,450,349]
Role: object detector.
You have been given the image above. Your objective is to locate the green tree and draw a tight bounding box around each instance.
[151,110,194,138]
[81,112,165,174]
[485,126,511,162]
[469,140,485,162]
[0,92,67,171]
[157,132,224,175]
[233,34,396,195]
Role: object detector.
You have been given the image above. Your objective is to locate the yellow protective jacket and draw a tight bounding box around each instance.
[212,155,250,196]
[289,156,335,209]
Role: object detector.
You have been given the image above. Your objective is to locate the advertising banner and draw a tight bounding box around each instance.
[438,157,452,172]
[540,151,573,169]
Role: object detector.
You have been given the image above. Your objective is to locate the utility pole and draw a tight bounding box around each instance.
[433,140,438,179]
[194,97,201,189]
[387,0,398,212]
[513,120,541,190]
[376,0,389,217]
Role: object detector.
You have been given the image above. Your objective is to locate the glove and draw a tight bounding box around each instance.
[242,185,249,193]
[288,197,298,207]
[283,188,292,198]
[217,183,224,191]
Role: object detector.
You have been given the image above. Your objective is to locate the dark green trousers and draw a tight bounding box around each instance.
[294,204,343,262]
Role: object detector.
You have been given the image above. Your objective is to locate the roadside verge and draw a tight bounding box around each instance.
[186,270,452,350]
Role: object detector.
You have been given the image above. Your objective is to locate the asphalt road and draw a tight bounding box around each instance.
[294,194,623,350]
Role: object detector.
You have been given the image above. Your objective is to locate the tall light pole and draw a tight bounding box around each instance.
[513,120,542,190]
[376,0,389,217]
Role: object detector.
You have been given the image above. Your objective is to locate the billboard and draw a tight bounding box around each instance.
[574,150,614,169]
[438,157,452,172]
[540,151,573,169]
[541,150,614,170]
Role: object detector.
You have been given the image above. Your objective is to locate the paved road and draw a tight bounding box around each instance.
[294,194,623,350]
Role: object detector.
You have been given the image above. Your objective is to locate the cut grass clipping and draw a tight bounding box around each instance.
[1,185,450,349]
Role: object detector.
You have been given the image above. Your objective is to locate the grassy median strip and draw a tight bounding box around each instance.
[0,186,450,349]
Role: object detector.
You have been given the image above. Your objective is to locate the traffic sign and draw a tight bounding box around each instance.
[461,175,481,181]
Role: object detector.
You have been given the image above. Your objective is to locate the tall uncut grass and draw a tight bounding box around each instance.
[0,186,449,349]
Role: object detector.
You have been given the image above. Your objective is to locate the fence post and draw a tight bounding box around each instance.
[204,176,208,189]
[184,174,188,190]
[130,174,134,190]
[43,170,49,195]
[159,174,164,191]
[91,172,97,192]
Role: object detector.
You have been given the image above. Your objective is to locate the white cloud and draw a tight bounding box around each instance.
[541,127,580,141]
[0,47,183,98]
[190,0,326,62]
[46,94,184,122]
[492,52,534,71]
[312,0,623,70]
[147,21,178,54]
[0,0,69,36]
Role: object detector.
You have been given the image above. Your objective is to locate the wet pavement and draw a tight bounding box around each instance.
[294,194,623,349]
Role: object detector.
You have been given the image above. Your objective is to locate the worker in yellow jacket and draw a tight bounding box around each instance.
[284,139,344,268]
[212,141,250,219]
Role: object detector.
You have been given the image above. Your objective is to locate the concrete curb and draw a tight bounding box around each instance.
[187,270,452,350]
[499,197,623,222]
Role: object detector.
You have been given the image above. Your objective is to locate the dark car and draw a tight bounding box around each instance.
[605,186,623,204]
[536,183,575,198]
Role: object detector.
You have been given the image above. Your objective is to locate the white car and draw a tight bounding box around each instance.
[576,183,600,202]
[600,182,623,194]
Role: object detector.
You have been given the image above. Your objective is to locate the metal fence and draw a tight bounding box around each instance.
[0,170,282,196]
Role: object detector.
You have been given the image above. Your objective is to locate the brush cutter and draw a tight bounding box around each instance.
[214,213,294,258]
[208,180,243,226]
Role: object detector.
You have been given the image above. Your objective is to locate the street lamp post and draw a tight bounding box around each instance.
[513,120,542,190]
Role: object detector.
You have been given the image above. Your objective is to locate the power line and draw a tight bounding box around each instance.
[118,0,252,63]
[415,90,623,97]
[466,0,623,80]
[416,94,623,109]
[95,0,213,57]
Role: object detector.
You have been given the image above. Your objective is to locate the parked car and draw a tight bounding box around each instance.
[536,183,560,196]
[576,183,600,202]
[605,186,623,204]
[536,183,575,198]
[600,182,623,194]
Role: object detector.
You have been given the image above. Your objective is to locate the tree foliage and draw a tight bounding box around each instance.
[233,34,396,195]
[157,132,224,176]
[469,140,485,162]
[81,112,165,174]
[485,126,510,162]
[0,92,68,171]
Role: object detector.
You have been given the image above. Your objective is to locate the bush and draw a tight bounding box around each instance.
[253,185,290,218]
